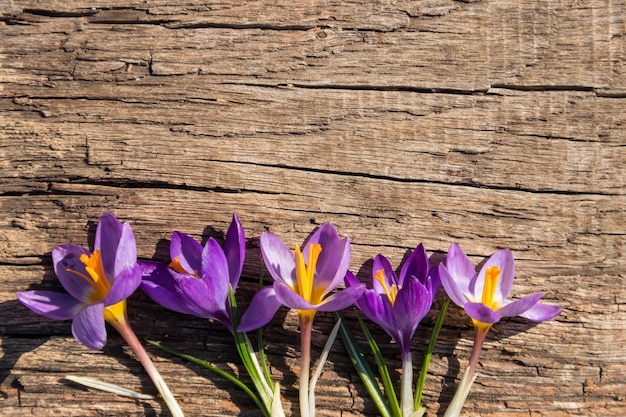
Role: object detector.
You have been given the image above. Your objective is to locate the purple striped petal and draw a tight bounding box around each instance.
[518,302,562,322]
[72,303,107,350]
[113,222,137,279]
[394,277,432,330]
[315,283,365,312]
[445,243,477,298]
[306,223,350,295]
[175,274,214,312]
[274,282,316,310]
[238,287,282,332]
[200,238,230,304]
[464,302,501,324]
[95,212,123,279]
[17,290,83,320]
[497,292,544,318]
[224,213,245,288]
[141,262,194,313]
[260,232,296,287]
[52,244,94,303]
[355,289,398,341]
[438,263,469,308]
[170,231,203,275]
[105,263,142,306]
[476,249,515,302]
[398,244,429,286]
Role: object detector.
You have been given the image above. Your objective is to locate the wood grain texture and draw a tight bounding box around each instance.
[1,0,624,416]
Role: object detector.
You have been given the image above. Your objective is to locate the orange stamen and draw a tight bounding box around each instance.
[66,249,111,303]
[169,256,200,278]
[374,269,401,306]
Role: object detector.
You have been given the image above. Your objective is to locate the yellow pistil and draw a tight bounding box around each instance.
[67,249,111,303]
[294,243,322,320]
[480,266,501,310]
[374,269,401,306]
[169,256,200,279]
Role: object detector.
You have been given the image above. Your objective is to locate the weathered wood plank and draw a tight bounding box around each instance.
[1,0,624,416]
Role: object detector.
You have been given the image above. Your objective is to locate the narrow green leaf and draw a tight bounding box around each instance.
[356,315,402,417]
[256,268,274,388]
[414,297,450,410]
[228,286,274,413]
[336,312,393,417]
[146,340,266,413]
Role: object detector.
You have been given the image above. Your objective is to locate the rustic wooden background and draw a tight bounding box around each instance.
[1,1,624,416]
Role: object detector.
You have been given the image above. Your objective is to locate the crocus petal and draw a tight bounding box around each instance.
[438,263,469,308]
[355,289,398,340]
[315,284,365,312]
[260,232,296,287]
[372,254,397,295]
[170,231,203,275]
[394,277,431,330]
[476,248,515,303]
[141,262,195,314]
[72,303,107,350]
[52,244,94,303]
[398,244,429,287]
[95,212,123,279]
[428,264,441,295]
[518,302,562,322]
[105,263,142,306]
[17,290,83,320]
[200,238,230,304]
[306,223,350,295]
[274,282,316,310]
[464,302,501,324]
[224,213,246,288]
[344,270,360,288]
[175,274,213,312]
[238,287,282,332]
[112,222,137,280]
[445,243,477,298]
[497,292,544,318]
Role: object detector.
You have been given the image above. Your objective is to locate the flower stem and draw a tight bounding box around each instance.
[400,349,413,417]
[108,311,185,417]
[415,298,450,410]
[443,324,490,417]
[299,315,313,417]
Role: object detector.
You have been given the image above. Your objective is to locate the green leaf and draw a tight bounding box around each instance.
[414,297,450,410]
[336,312,393,417]
[146,340,267,414]
[356,314,402,417]
[228,286,274,414]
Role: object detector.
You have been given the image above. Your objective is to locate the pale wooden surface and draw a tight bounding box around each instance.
[1,1,625,416]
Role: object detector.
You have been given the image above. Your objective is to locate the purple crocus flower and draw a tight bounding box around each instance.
[438,243,561,417]
[17,212,142,350]
[345,244,439,417]
[239,222,365,417]
[344,243,438,355]
[16,213,185,416]
[238,222,365,332]
[140,213,245,332]
[438,242,562,329]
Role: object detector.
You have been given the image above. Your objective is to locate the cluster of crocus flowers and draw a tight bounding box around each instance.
[16,212,562,417]
[17,213,184,417]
